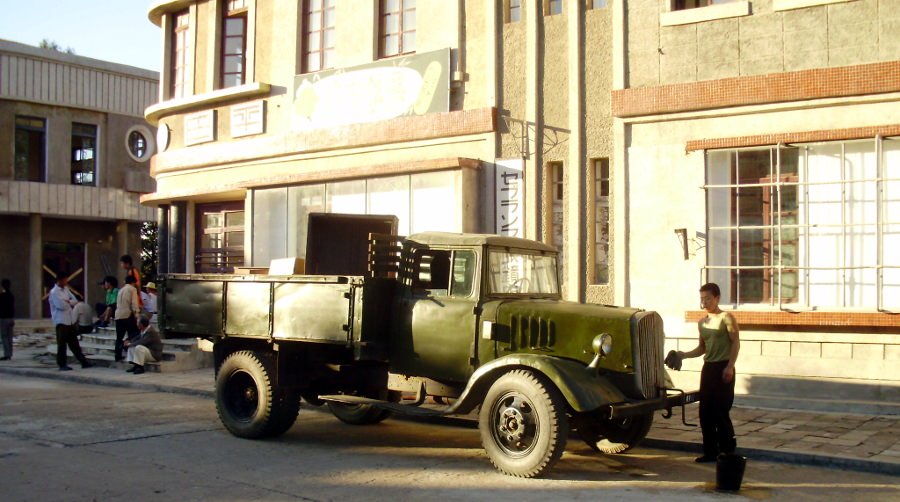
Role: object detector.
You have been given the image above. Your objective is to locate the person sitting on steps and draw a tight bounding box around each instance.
[124,316,163,375]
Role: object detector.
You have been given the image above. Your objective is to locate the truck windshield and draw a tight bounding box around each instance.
[487,249,559,296]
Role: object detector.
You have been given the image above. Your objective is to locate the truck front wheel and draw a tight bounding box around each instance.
[478,370,569,478]
[578,413,654,454]
[216,350,296,438]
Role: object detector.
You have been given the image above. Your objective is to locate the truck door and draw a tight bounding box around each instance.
[393,248,479,383]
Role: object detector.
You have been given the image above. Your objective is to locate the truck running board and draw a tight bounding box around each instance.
[318,394,448,418]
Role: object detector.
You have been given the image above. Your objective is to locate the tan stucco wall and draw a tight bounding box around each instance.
[499,19,527,159]
[155,0,492,158]
[627,0,900,87]
[497,5,614,303]
[584,8,615,305]
[623,96,900,383]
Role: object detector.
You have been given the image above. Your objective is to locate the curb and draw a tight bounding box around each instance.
[642,438,900,477]
[0,365,214,399]
[1,364,897,477]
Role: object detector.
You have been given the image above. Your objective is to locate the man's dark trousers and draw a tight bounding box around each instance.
[699,359,737,458]
[114,317,138,361]
[56,323,89,368]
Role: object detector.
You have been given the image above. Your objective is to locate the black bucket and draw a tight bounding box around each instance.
[716,453,746,491]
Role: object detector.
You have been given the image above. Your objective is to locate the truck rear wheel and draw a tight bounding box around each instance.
[478,370,568,478]
[579,413,654,454]
[216,350,295,438]
[327,403,391,425]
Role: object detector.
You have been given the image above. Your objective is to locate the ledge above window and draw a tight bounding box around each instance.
[660,1,751,27]
[773,0,855,11]
[144,82,271,125]
[684,310,900,330]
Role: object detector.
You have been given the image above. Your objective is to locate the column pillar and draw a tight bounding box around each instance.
[524,0,543,241]
[28,214,42,319]
[116,220,129,264]
[157,205,170,275]
[169,201,187,273]
[566,0,585,302]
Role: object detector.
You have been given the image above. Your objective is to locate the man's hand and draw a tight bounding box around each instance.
[722,365,735,383]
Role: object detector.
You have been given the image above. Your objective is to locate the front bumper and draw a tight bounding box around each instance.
[607,388,700,419]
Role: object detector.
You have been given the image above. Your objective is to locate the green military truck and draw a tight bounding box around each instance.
[159,213,697,478]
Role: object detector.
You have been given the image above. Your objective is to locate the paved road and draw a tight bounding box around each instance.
[1,374,897,502]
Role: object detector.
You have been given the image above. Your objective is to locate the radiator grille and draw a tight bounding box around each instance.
[634,311,665,399]
[510,315,556,350]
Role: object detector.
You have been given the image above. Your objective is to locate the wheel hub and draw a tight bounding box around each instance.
[499,407,526,442]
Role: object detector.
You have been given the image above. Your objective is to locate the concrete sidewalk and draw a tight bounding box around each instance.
[1,345,898,476]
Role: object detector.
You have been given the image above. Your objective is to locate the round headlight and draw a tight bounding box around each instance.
[592,333,614,356]
[600,333,613,356]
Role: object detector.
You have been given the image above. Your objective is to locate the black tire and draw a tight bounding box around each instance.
[478,370,568,478]
[216,350,293,438]
[579,413,654,454]
[265,391,301,437]
[327,402,391,425]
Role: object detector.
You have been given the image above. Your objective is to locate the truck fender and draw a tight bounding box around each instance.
[446,354,627,415]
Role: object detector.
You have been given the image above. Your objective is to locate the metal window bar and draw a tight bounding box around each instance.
[803,145,811,306]
[735,151,741,305]
[703,176,900,190]
[840,142,847,308]
[776,145,782,308]
[704,137,900,311]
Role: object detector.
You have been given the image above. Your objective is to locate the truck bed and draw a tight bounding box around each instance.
[162,274,365,345]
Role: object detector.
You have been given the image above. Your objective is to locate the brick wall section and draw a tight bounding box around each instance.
[684,310,900,331]
[612,61,900,118]
[686,124,900,151]
[152,107,497,175]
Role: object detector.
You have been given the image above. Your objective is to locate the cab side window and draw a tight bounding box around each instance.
[450,250,475,297]
[412,250,451,295]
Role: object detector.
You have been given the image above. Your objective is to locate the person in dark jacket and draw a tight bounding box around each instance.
[124,316,163,374]
[0,278,14,360]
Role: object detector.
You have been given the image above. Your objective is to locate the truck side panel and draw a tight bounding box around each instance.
[273,282,352,343]
[163,279,224,336]
[226,282,271,337]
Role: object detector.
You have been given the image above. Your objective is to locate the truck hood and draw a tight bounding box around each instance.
[483,299,641,372]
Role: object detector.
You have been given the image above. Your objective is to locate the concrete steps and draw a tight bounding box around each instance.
[47,329,213,373]
[12,319,55,334]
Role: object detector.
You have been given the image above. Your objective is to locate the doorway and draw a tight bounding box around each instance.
[42,242,86,318]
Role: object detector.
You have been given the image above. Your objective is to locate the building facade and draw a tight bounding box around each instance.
[615,0,900,395]
[144,1,898,402]
[0,40,158,318]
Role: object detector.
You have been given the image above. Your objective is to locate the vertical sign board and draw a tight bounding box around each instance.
[495,159,524,237]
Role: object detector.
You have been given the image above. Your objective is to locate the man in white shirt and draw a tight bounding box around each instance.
[143,282,159,324]
[114,274,140,362]
[72,299,94,335]
[48,274,93,371]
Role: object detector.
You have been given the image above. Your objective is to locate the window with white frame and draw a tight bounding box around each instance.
[673,0,738,10]
[506,0,522,22]
[704,137,900,311]
[379,0,416,58]
[548,161,565,289]
[170,10,190,98]
[221,1,248,88]
[303,0,335,73]
[592,158,610,284]
[545,0,563,15]
[71,123,97,186]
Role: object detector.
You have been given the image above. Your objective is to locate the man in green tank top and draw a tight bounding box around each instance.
[677,283,741,463]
